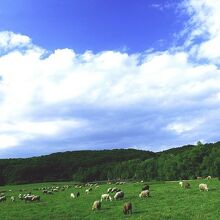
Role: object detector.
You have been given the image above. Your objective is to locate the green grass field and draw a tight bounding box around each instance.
[0,179,219,220]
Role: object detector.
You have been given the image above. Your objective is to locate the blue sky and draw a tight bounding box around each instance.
[0,0,220,158]
[0,0,184,53]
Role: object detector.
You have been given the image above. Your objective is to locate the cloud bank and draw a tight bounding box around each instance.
[0,0,220,157]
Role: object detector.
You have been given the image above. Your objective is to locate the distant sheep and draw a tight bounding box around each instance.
[183,182,190,189]
[85,188,92,194]
[23,194,40,202]
[70,193,75,199]
[107,188,112,193]
[111,187,117,192]
[31,195,40,201]
[111,187,121,192]
[123,202,132,215]
[11,196,15,202]
[52,189,58,192]
[206,176,211,180]
[0,196,6,202]
[199,183,208,191]
[24,195,34,202]
[92,200,101,211]
[179,181,183,187]
[101,194,112,202]
[139,190,150,198]
[114,191,124,200]
[18,194,23,200]
[43,190,53,195]
[142,184,149,191]
[179,181,191,188]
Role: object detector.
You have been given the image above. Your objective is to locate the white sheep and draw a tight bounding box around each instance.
[114,191,124,200]
[24,195,34,202]
[199,183,208,191]
[31,195,40,201]
[85,189,90,194]
[92,200,101,211]
[101,194,112,202]
[70,193,75,198]
[139,190,150,198]
[107,188,112,193]
[11,196,15,202]
[0,196,6,202]
[179,181,183,187]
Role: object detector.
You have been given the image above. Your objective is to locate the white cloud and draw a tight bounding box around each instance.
[166,118,204,134]
[0,135,20,149]
[183,0,220,63]
[1,0,220,156]
[0,31,31,51]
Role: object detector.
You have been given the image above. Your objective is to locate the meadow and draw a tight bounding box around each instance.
[0,179,219,220]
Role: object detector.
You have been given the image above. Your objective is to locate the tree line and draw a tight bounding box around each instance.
[0,142,220,185]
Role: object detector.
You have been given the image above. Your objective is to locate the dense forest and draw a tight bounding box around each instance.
[0,142,220,185]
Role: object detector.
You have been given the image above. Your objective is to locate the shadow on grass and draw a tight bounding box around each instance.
[133,210,148,214]
[208,188,217,191]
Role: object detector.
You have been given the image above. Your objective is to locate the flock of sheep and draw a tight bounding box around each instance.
[83,182,151,215]
[179,175,212,192]
[0,176,213,216]
[0,185,71,203]
[90,176,212,215]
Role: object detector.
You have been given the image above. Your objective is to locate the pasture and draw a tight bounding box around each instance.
[0,179,220,220]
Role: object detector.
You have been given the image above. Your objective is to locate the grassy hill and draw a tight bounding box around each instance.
[1,142,220,185]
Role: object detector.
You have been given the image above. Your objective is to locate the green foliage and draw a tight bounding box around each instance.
[1,142,220,185]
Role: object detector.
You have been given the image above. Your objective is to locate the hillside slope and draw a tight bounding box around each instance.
[0,142,220,185]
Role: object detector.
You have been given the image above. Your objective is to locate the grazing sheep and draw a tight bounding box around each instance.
[179,181,190,189]
[85,188,92,194]
[183,182,190,189]
[11,196,15,202]
[123,202,132,215]
[139,190,150,198]
[111,187,117,192]
[101,194,112,202]
[114,191,124,200]
[92,200,101,211]
[24,195,34,202]
[18,194,23,200]
[199,183,208,191]
[206,176,211,180]
[107,188,112,193]
[70,193,75,199]
[142,184,150,191]
[196,176,202,180]
[47,190,53,195]
[52,189,58,192]
[0,196,6,202]
[31,195,40,201]
[111,187,121,192]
